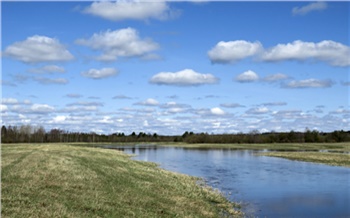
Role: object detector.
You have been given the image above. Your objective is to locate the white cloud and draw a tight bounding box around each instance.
[208,40,263,63]
[53,115,67,123]
[1,104,8,112]
[81,68,118,79]
[65,93,83,98]
[160,102,192,114]
[61,106,99,112]
[28,65,65,74]
[150,69,219,86]
[113,95,133,99]
[292,2,328,16]
[208,40,349,67]
[34,77,68,85]
[246,107,270,114]
[261,40,350,67]
[3,35,74,63]
[210,107,225,115]
[284,79,334,88]
[220,103,245,108]
[67,101,104,107]
[30,104,55,113]
[2,98,19,105]
[261,102,287,107]
[262,73,289,82]
[83,0,176,21]
[135,98,159,106]
[235,70,259,83]
[76,28,159,61]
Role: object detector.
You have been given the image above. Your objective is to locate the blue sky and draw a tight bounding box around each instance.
[1,1,349,135]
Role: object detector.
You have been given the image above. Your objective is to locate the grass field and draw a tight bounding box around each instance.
[1,143,241,218]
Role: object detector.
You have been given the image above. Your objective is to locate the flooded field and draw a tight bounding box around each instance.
[104,144,350,217]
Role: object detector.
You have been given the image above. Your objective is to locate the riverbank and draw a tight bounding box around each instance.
[1,143,241,217]
[258,151,350,167]
[87,142,350,167]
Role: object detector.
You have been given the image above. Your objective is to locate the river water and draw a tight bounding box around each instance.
[102,144,350,217]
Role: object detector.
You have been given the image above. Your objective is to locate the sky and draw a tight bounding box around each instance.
[1,1,349,135]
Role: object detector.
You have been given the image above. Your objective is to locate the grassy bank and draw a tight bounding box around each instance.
[258,152,350,167]
[1,143,241,217]
[158,142,350,152]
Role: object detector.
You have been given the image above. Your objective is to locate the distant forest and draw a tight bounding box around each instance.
[1,125,350,144]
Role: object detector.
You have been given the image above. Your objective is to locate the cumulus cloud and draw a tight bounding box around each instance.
[83,0,177,21]
[208,40,262,63]
[210,107,226,115]
[208,40,349,67]
[261,40,350,67]
[284,79,334,88]
[81,68,118,79]
[76,28,159,61]
[134,98,159,106]
[3,35,74,63]
[235,70,259,83]
[28,65,65,74]
[150,69,219,86]
[292,2,328,16]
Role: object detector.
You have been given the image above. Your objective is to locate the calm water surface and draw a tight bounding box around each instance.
[103,145,350,218]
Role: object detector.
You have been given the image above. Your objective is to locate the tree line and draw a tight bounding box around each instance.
[1,125,350,144]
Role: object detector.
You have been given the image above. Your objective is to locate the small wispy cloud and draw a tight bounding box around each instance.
[65,93,83,98]
[220,103,245,108]
[292,2,328,16]
[28,65,65,74]
[283,79,334,88]
[34,77,69,85]
[134,98,159,106]
[81,68,118,79]
[113,95,133,100]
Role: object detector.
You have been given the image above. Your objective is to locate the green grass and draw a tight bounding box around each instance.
[1,143,241,218]
[258,152,350,167]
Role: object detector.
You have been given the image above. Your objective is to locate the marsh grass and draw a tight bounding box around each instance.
[1,143,241,217]
[259,151,350,167]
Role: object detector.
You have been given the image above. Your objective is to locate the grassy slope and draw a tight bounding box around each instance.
[1,144,241,218]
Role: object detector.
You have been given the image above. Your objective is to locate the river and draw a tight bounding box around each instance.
[102,144,350,217]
